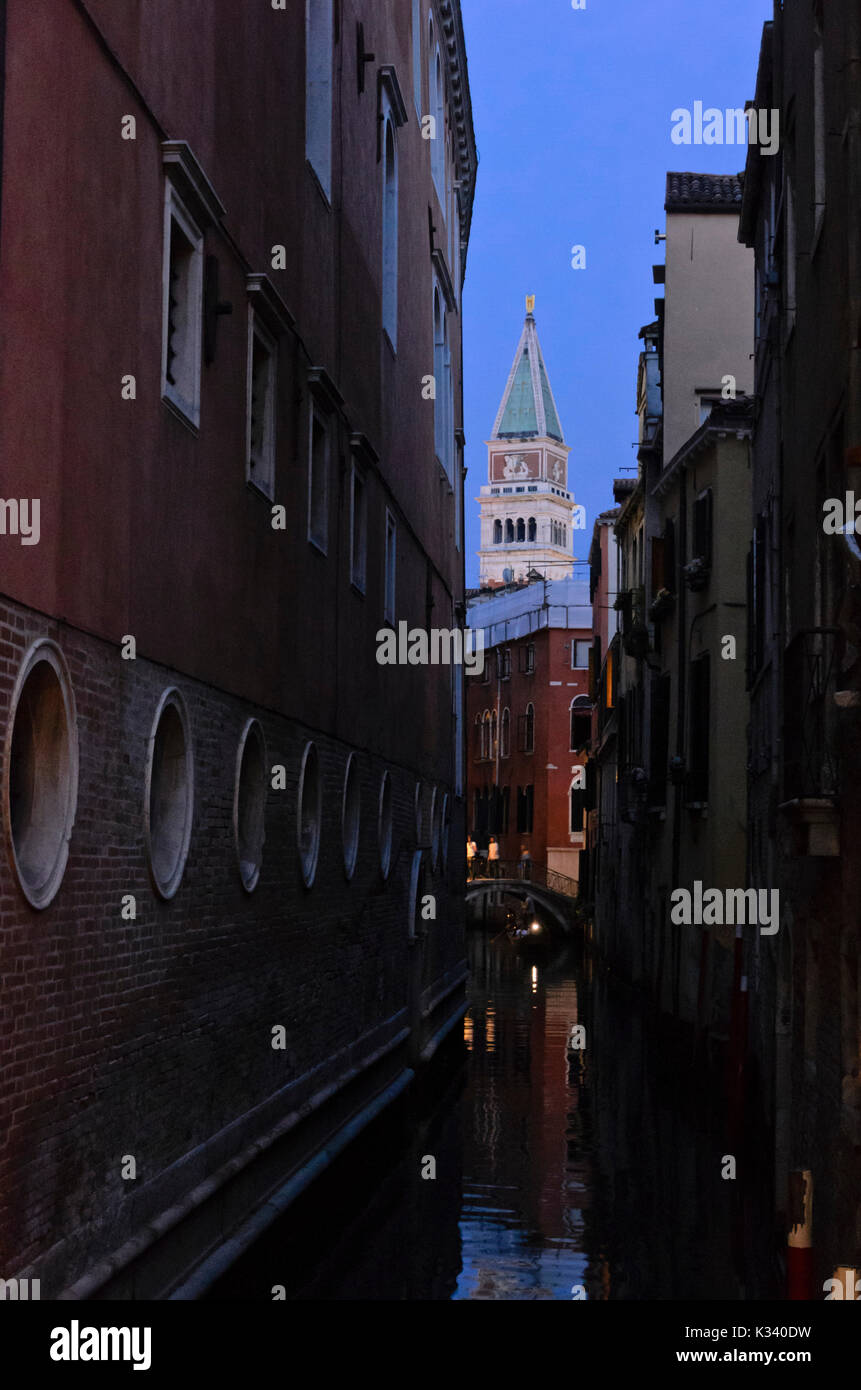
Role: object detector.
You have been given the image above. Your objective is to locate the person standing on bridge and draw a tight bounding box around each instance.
[487,835,500,878]
[519,843,532,881]
[467,836,478,880]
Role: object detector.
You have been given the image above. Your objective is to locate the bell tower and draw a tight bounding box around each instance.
[477,299,577,586]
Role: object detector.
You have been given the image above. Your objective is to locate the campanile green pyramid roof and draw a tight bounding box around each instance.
[492,308,564,443]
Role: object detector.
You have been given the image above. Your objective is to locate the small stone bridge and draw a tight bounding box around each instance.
[465,861,581,933]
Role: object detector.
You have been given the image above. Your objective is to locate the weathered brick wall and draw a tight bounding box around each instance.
[0,597,465,1291]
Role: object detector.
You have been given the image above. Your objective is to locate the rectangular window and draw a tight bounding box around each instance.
[381,101,399,348]
[588,636,601,702]
[454,189,463,304]
[526,783,534,833]
[455,439,463,553]
[430,41,445,204]
[651,536,665,595]
[350,464,367,592]
[570,785,586,834]
[306,0,334,199]
[664,519,676,591]
[384,509,397,623]
[162,186,204,426]
[246,313,277,498]
[688,654,711,803]
[651,520,676,594]
[412,0,422,117]
[308,407,330,552]
[648,673,671,806]
[571,639,591,669]
[570,705,591,752]
[519,643,535,674]
[692,489,713,566]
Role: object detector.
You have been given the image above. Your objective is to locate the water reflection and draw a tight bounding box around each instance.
[456,932,591,1300]
[207,925,774,1301]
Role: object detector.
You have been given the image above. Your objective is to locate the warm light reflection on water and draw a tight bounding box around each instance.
[207,922,777,1302]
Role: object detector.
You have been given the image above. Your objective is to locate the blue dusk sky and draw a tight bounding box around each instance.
[460,0,771,587]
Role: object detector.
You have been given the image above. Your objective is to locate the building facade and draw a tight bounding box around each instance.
[0,0,475,1297]
[581,507,619,916]
[466,578,592,885]
[591,174,754,1029]
[739,1,861,1293]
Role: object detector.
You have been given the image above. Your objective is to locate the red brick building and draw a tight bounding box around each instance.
[0,0,475,1297]
[467,578,593,884]
[466,307,592,887]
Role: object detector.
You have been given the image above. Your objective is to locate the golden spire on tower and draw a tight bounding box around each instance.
[526,294,535,315]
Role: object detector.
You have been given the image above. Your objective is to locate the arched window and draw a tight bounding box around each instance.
[500,707,510,758]
[305,0,334,199]
[522,702,535,754]
[527,517,536,542]
[570,695,592,751]
[433,285,445,465]
[382,116,398,345]
[482,709,491,760]
[516,517,525,542]
[505,519,514,543]
[490,710,498,758]
[429,18,445,200]
[431,278,453,483]
[493,519,502,544]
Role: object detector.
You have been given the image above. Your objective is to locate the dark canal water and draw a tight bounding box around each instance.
[208,926,777,1300]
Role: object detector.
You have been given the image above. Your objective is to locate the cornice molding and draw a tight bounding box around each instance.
[378,65,408,127]
[161,140,226,226]
[246,273,295,334]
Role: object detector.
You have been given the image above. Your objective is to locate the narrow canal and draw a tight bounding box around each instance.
[207,923,777,1300]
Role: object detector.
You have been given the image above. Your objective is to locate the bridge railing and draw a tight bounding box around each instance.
[468,860,580,900]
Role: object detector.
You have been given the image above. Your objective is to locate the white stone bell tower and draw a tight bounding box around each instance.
[477,298,578,587]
